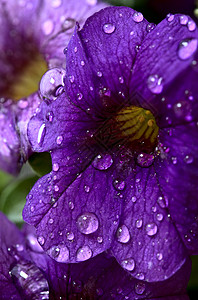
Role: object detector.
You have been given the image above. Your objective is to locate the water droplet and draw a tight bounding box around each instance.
[166,13,174,22]
[136,219,143,228]
[116,225,130,243]
[132,196,137,203]
[132,12,143,23]
[171,156,177,164]
[113,179,126,191]
[56,135,63,145]
[180,15,188,25]
[10,261,49,298]
[146,23,156,32]
[184,155,193,164]
[157,196,166,208]
[146,223,158,236]
[92,153,113,170]
[47,245,69,262]
[40,68,65,100]
[46,111,54,122]
[26,234,44,253]
[76,245,92,261]
[135,282,146,295]
[147,74,163,94]
[37,236,45,246]
[69,75,75,83]
[77,92,83,100]
[69,201,74,210]
[74,46,78,53]
[178,39,198,60]
[42,19,54,35]
[17,99,28,109]
[51,0,62,7]
[80,60,85,66]
[97,71,103,77]
[97,236,103,243]
[37,124,46,146]
[48,218,54,224]
[137,153,155,167]
[156,252,163,261]
[86,0,97,5]
[103,23,116,34]
[67,231,74,241]
[84,185,90,193]
[53,163,59,171]
[119,76,124,83]
[121,258,135,271]
[156,213,163,221]
[137,272,145,280]
[187,20,196,31]
[77,213,99,234]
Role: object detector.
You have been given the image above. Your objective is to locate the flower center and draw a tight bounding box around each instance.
[115,106,159,152]
[1,50,47,101]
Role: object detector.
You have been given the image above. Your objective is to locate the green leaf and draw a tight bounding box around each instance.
[28,152,52,177]
[0,170,13,194]
[0,176,38,226]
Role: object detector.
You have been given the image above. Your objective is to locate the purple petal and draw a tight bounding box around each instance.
[156,123,198,255]
[111,165,188,282]
[65,6,149,114]
[130,14,198,127]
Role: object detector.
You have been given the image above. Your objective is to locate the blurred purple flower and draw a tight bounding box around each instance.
[0,0,107,175]
[24,6,198,285]
[0,212,191,299]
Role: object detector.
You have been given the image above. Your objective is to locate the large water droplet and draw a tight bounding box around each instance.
[76,245,92,261]
[103,23,116,34]
[135,282,146,295]
[146,223,158,236]
[37,123,46,146]
[26,234,44,253]
[187,20,196,32]
[147,74,163,94]
[48,245,69,263]
[121,258,135,271]
[92,153,113,170]
[116,225,130,243]
[77,213,99,234]
[132,12,143,23]
[10,261,49,299]
[178,39,198,60]
[40,68,65,100]
[137,153,154,167]
[113,179,126,191]
[180,15,188,25]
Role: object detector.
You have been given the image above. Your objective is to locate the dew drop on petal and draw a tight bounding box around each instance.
[146,23,156,32]
[56,135,63,145]
[184,155,193,164]
[97,236,103,243]
[37,124,46,146]
[119,76,124,83]
[147,74,163,94]
[69,75,75,83]
[10,261,49,298]
[26,234,44,253]
[146,223,158,236]
[166,13,174,22]
[116,225,130,243]
[113,179,126,191]
[187,20,196,32]
[77,92,83,100]
[132,196,137,203]
[46,111,54,122]
[76,246,92,261]
[137,153,155,167]
[67,232,74,241]
[86,0,97,5]
[77,213,99,234]
[157,196,166,208]
[51,0,62,8]
[132,12,143,23]
[180,15,188,25]
[156,252,163,261]
[121,258,135,271]
[37,236,45,246]
[103,23,116,34]
[69,201,74,210]
[178,39,198,60]
[47,245,69,262]
[92,153,113,170]
[84,185,90,193]
[97,71,103,77]
[136,219,143,228]
[53,163,59,171]
[135,282,146,295]
[40,68,65,99]
[156,213,163,221]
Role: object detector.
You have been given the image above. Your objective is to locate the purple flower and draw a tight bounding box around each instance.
[24,6,198,284]
[0,0,107,175]
[0,212,191,299]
